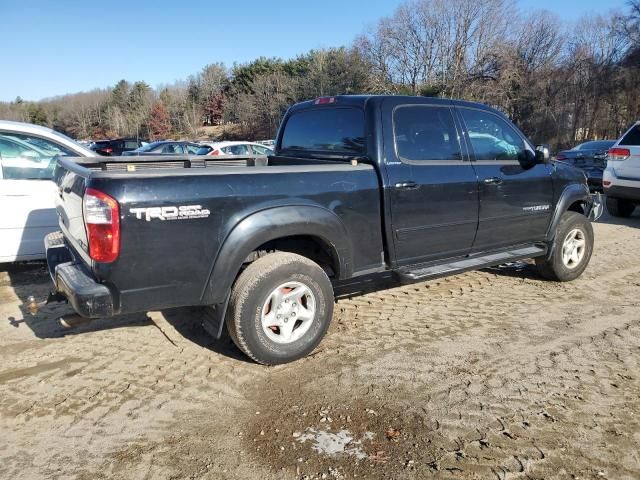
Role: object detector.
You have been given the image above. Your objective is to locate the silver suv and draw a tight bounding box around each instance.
[603,121,640,217]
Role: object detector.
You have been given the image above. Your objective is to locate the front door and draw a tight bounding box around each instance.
[456,107,554,252]
[382,98,479,267]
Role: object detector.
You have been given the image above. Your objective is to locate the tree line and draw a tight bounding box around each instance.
[1,0,638,149]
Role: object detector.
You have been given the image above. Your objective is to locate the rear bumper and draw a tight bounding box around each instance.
[45,232,115,318]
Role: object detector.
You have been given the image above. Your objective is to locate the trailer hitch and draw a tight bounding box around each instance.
[26,292,67,316]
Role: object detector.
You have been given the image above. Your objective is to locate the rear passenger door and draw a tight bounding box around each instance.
[456,107,553,252]
[382,98,479,267]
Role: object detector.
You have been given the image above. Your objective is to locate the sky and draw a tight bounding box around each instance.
[0,0,630,102]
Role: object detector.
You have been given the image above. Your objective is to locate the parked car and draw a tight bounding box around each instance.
[199,141,274,156]
[603,121,640,217]
[0,120,96,262]
[46,95,600,364]
[89,138,143,156]
[123,141,205,156]
[555,140,616,192]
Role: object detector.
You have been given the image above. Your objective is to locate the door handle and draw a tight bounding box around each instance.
[395,181,419,190]
[483,177,503,185]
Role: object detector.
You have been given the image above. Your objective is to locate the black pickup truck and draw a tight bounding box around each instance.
[45,95,602,364]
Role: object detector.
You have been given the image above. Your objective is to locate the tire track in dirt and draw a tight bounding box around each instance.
[0,217,639,479]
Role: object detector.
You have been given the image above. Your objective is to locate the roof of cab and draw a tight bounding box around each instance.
[287,94,500,115]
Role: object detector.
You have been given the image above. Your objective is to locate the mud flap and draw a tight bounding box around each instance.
[202,292,231,339]
[589,192,603,221]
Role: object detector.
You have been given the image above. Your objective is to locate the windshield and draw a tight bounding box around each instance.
[280,107,365,154]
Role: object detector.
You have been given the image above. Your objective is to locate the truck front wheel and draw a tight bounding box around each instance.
[535,211,593,282]
[226,252,334,365]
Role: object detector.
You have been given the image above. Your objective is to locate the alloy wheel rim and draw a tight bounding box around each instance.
[561,228,586,269]
[260,281,316,344]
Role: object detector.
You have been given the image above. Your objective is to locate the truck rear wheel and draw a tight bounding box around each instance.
[226,252,334,365]
[535,211,593,282]
[606,197,635,218]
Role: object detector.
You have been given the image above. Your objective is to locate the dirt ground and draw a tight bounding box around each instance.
[1,211,639,480]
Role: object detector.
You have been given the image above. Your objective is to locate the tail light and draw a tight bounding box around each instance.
[607,148,630,161]
[83,188,120,263]
[102,147,113,154]
[555,154,567,161]
[208,149,220,156]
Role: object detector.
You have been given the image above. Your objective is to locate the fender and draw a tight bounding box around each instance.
[544,183,592,259]
[200,205,353,306]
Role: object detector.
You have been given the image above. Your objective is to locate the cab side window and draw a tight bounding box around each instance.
[394,106,462,161]
[459,108,526,161]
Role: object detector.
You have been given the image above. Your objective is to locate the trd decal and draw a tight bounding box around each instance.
[130,205,210,221]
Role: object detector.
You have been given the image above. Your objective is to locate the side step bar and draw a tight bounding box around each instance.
[396,245,546,282]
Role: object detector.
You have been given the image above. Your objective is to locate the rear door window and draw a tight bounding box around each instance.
[223,144,250,155]
[619,125,640,146]
[393,106,462,161]
[281,107,365,154]
[196,146,212,155]
[160,143,183,154]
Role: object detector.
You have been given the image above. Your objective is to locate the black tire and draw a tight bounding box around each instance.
[606,197,635,218]
[535,211,593,282]
[226,252,334,365]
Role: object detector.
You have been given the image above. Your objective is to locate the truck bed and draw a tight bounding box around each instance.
[53,154,385,315]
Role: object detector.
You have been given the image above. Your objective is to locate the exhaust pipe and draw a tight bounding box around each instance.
[59,314,92,328]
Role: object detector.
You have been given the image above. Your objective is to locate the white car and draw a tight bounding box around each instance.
[603,121,640,217]
[0,120,96,262]
[199,141,274,156]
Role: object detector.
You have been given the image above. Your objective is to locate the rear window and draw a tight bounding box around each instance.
[620,125,640,146]
[281,107,365,154]
[573,140,615,151]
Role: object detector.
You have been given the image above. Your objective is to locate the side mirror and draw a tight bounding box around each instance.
[535,144,550,163]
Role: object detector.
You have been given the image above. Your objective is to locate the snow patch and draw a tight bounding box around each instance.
[294,428,374,459]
